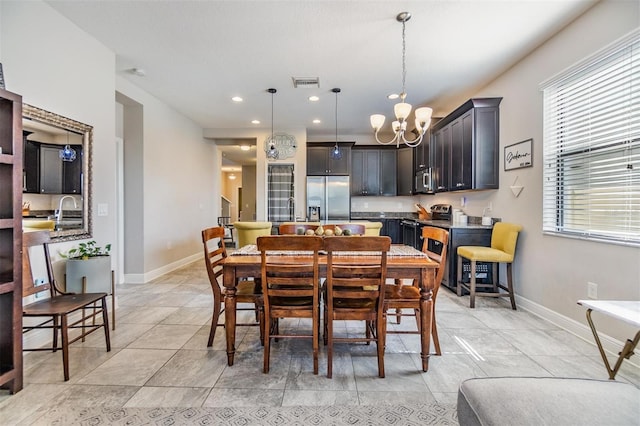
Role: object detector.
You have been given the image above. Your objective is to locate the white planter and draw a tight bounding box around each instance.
[65,256,112,293]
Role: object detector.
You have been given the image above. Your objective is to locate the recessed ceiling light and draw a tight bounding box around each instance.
[232,96,243,102]
[228,174,236,180]
[309,96,319,102]
[130,68,146,77]
[240,145,250,151]
[312,119,321,124]
[251,119,260,124]
[387,93,399,100]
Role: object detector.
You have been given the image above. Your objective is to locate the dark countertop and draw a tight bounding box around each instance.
[415,219,493,230]
[350,212,418,220]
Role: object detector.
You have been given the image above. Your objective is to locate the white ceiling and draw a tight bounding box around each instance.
[46,0,596,166]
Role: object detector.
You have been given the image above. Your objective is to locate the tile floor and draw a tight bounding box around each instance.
[1,261,639,424]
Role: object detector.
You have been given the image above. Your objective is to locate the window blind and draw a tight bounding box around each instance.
[541,29,640,247]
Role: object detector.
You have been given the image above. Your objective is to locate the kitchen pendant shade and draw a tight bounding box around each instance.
[415,107,432,123]
[394,102,411,120]
[370,114,385,131]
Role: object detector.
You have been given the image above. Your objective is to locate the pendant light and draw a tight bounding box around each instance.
[59,130,77,162]
[330,88,342,160]
[370,12,432,148]
[266,88,279,160]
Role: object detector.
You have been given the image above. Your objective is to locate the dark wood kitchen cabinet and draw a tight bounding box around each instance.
[23,137,39,193]
[22,139,83,194]
[351,147,397,196]
[380,218,401,243]
[432,98,502,192]
[413,127,432,172]
[0,88,23,394]
[306,142,352,175]
[397,147,414,196]
[432,125,451,193]
[422,225,493,294]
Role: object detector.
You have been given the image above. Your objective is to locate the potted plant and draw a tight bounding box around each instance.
[63,240,112,294]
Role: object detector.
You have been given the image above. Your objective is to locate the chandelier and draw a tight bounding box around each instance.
[370,12,432,148]
[266,88,279,160]
[330,88,342,160]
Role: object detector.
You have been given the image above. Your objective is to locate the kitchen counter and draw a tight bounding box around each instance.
[416,219,493,230]
[350,211,417,220]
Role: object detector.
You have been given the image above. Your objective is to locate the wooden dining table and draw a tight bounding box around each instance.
[222,244,439,372]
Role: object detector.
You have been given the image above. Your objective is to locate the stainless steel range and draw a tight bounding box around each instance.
[430,204,452,221]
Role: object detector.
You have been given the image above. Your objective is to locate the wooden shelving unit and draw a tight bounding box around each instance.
[0,88,23,394]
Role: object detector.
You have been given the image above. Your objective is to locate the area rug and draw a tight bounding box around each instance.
[35,404,458,425]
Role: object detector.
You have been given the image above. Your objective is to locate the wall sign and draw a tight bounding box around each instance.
[504,139,533,171]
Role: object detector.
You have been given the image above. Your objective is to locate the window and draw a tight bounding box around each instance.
[267,164,294,223]
[541,29,639,247]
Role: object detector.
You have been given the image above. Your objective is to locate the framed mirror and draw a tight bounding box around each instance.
[22,104,92,241]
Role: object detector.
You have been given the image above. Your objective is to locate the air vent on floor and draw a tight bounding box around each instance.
[292,77,320,88]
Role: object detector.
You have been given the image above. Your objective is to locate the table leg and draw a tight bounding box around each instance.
[224,266,238,366]
[419,267,434,372]
[585,308,640,380]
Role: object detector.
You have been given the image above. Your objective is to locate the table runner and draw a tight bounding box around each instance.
[231,244,428,258]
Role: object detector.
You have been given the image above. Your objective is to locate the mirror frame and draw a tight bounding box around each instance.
[23,104,93,242]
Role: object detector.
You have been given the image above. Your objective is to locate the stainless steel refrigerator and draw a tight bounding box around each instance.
[306,176,350,223]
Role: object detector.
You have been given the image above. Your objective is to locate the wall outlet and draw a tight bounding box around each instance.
[167,241,173,250]
[364,202,369,208]
[460,196,466,207]
[587,281,598,299]
[97,203,108,216]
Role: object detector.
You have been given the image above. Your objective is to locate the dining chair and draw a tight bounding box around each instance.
[457,222,522,309]
[22,230,111,381]
[278,223,318,235]
[323,223,366,236]
[257,235,323,374]
[384,226,449,356]
[201,226,263,347]
[323,236,391,378]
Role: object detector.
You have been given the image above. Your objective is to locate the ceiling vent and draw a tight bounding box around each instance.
[292,77,320,88]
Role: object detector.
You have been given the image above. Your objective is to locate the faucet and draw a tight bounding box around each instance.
[56,195,78,223]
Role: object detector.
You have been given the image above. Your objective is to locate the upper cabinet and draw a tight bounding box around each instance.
[306,142,353,175]
[23,137,83,194]
[351,147,397,196]
[431,98,502,192]
[397,147,414,196]
[413,128,432,172]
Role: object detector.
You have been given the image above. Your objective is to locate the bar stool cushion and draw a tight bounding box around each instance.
[458,377,640,426]
[457,246,514,263]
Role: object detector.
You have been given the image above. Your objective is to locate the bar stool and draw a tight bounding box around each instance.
[456,222,522,309]
[233,221,273,247]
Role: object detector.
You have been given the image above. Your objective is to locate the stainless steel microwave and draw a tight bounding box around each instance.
[414,168,433,194]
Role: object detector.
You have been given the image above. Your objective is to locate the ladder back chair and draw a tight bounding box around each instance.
[323,236,391,378]
[384,226,449,356]
[22,230,111,381]
[257,235,323,374]
[201,226,263,347]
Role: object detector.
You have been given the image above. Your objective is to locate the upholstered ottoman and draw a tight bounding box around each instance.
[457,377,640,426]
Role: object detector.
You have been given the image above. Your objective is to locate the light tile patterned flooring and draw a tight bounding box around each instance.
[1,261,639,424]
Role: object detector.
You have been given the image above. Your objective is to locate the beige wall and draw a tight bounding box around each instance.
[422,0,640,343]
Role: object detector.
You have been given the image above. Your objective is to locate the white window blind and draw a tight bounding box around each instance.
[541,29,640,247]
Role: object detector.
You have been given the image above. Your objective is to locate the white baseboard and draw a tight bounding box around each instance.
[123,252,200,284]
[515,294,638,368]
